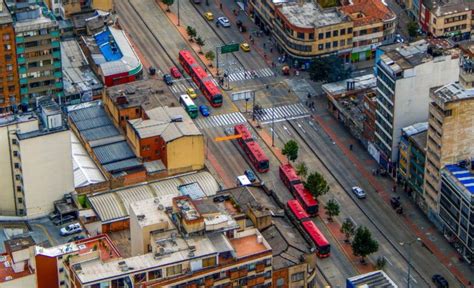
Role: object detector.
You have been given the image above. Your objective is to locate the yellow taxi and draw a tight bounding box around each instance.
[186,87,198,99]
[240,42,250,52]
[204,12,214,21]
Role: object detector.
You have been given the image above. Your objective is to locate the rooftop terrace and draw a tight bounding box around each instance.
[279,2,347,28]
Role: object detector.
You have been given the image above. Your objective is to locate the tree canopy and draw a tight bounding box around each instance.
[304,172,329,198]
[162,0,174,10]
[282,140,299,162]
[295,162,308,179]
[324,199,340,221]
[309,55,351,83]
[351,226,379,262]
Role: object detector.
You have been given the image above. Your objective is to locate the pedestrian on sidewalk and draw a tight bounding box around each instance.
[263,43,266,48]
[349,144,353,151]
[270,47,273,53]
[220,2,222,9]
[263,53,267,59]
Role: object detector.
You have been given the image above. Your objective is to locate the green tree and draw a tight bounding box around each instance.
[351,226,379,263]
[407,21,418,38]
[295,162,308,179]
[162,0,174,11]
[186,26,197,41]
[375,256,387,271]
[282,140,299,162]
[205,51,215,66]
[195,36,205,53]
[309,55,351,83]
[340,218,356,243]
[324,199,340,221]
[304,172,329,198]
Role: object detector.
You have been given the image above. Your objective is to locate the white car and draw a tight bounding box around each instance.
[217,17,231,28]
[60,223,82,236]
[351,186,366,199]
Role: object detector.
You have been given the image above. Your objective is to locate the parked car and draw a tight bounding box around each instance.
[351,186,366,199]
[170,67,181,78]
[244,169,257,182]
[432,274,449,288]
[199,105,210,117]
[186,87,197,99]
[67,234,86,243]
[217,17,231,28]
[203,12,214,21]
[53,214,76,226]
[240,42,250,52]
[390,196,401,209]
[163,74,173,85]
[60,223,82,236]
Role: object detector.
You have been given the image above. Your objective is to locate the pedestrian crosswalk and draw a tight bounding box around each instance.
[195,112,247,129]
[226,68,274,82]
[255,103,310,124]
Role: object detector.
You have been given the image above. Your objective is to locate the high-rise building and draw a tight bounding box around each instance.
[0,99,73,217]
[372,40,459,174]
[6,0,63,109]
[0,1,19,113]
[423,75,474,220]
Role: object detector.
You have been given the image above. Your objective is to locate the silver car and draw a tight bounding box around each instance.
[217,17,231,28]
[351,186,366,199]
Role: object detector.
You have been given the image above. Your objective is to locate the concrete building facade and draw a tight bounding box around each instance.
[0,1,19,113]
[373,40,459,173]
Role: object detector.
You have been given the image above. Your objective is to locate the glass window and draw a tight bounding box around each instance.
[202,256,216,268]
[166,264,182,276]
[148,269,162,280]
[325,42,331,49]
[333,30,339,37]
[333,41,338,47]
[276,278,285,287]
[134,272,146,283]
[325,31,331,38]
[297,32,305,39]
[309,33,314,40]
[291,272,304,282]
[318,33,324,39]
[340,28,346,35]
[318,44,324,50]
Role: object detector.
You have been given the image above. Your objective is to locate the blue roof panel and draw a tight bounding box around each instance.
[445,164,474,194]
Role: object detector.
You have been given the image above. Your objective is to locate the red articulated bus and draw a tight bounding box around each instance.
[234,124,253,147]
[279,163,302,191]
[301,220,331,258]
[243,141,269,173]
[293,183,318,216]
[287,199,310,221]
[178,50,223,107]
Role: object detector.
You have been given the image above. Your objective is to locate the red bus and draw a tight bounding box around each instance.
[301,220,330,258]
[279,164,301,190]
[178,50,223,107]
[234,124,253,147]
[293,184,318,216]
[242,141,269,173]
[287,199,309,221]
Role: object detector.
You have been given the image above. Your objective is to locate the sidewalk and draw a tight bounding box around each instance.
[312,95,473,286]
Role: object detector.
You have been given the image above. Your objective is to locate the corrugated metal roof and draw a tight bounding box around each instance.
[88,172,219,222]
[82,125,120,141]
[74,115,113,131]
[103,158,143,173]
[93,141,136,165]
[71,132,106,188]
[69,105,104,123]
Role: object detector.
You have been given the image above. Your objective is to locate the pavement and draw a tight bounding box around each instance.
[309,92,474,286]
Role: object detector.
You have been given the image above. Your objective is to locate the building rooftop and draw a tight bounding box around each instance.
[402,122,428,137]
[0,254,34,283]
[0,2,13,25]
[347,270,397,287]
[106,79,174,111]
[88,171,219,223]
[444,164,474,195]
[68,101,143,175]
[0,113,37,128]
[279,2,347,28]
[229,234,269,259]
[71,132,106,188]
[340,0,396,26]
[4,236,34,254]
[12,5,58,33]
[422,0,474,17]
[61,39,103,100]
[129,106,202,142]
[432,83,474,103]
[322,74,376,96]
[84,26,142,77]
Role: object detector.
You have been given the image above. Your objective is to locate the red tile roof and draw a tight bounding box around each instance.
[340,0,395,26]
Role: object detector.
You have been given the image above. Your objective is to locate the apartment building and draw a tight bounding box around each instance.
[420,0,474,40]
[6,0,63,108]
[398,122,427,207]
[45,0,114,19]
[0,1,19,113]
[424,82,474,221]
[439,164,474,263]
[272,2,353,67]
[340,0,396,62]
[372,40,459,174]
[0,99,73,217]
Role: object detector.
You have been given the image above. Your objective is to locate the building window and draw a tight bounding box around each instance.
[333,30,339,37]
[15,175,20,181]
[16,186,22,192]
[18,197,23,204]
[4,44,10,51]
[318,33,324,39]
[166,264,182,276]
[333,41,338,48]
[202,256,216,268]
[134,272,146,283]
[444,109,452,116]
[14,163,20,169]
[340,39,346,46]
[348,27,353,33]
[325,42,331,49]
[297,32,305,39]
[309,33,314,40]
[325,31,331,38]
[148,269,162,280]
[318,44,324,50]
[276,278,285,287]
[291,272,304,282]
[340,28,346,35]
[2,33,10,41]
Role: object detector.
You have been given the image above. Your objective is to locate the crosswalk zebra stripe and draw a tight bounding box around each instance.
[287,105,300,115]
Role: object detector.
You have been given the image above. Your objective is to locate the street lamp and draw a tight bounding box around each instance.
[177,0,180,26]
[400,238,421,288]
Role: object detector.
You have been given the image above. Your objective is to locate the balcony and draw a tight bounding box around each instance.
[26,75,56,85]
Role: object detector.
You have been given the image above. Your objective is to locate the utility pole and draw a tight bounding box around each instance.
[271,103,275,147]
[400,238,420,288]
[177,0,180,26]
